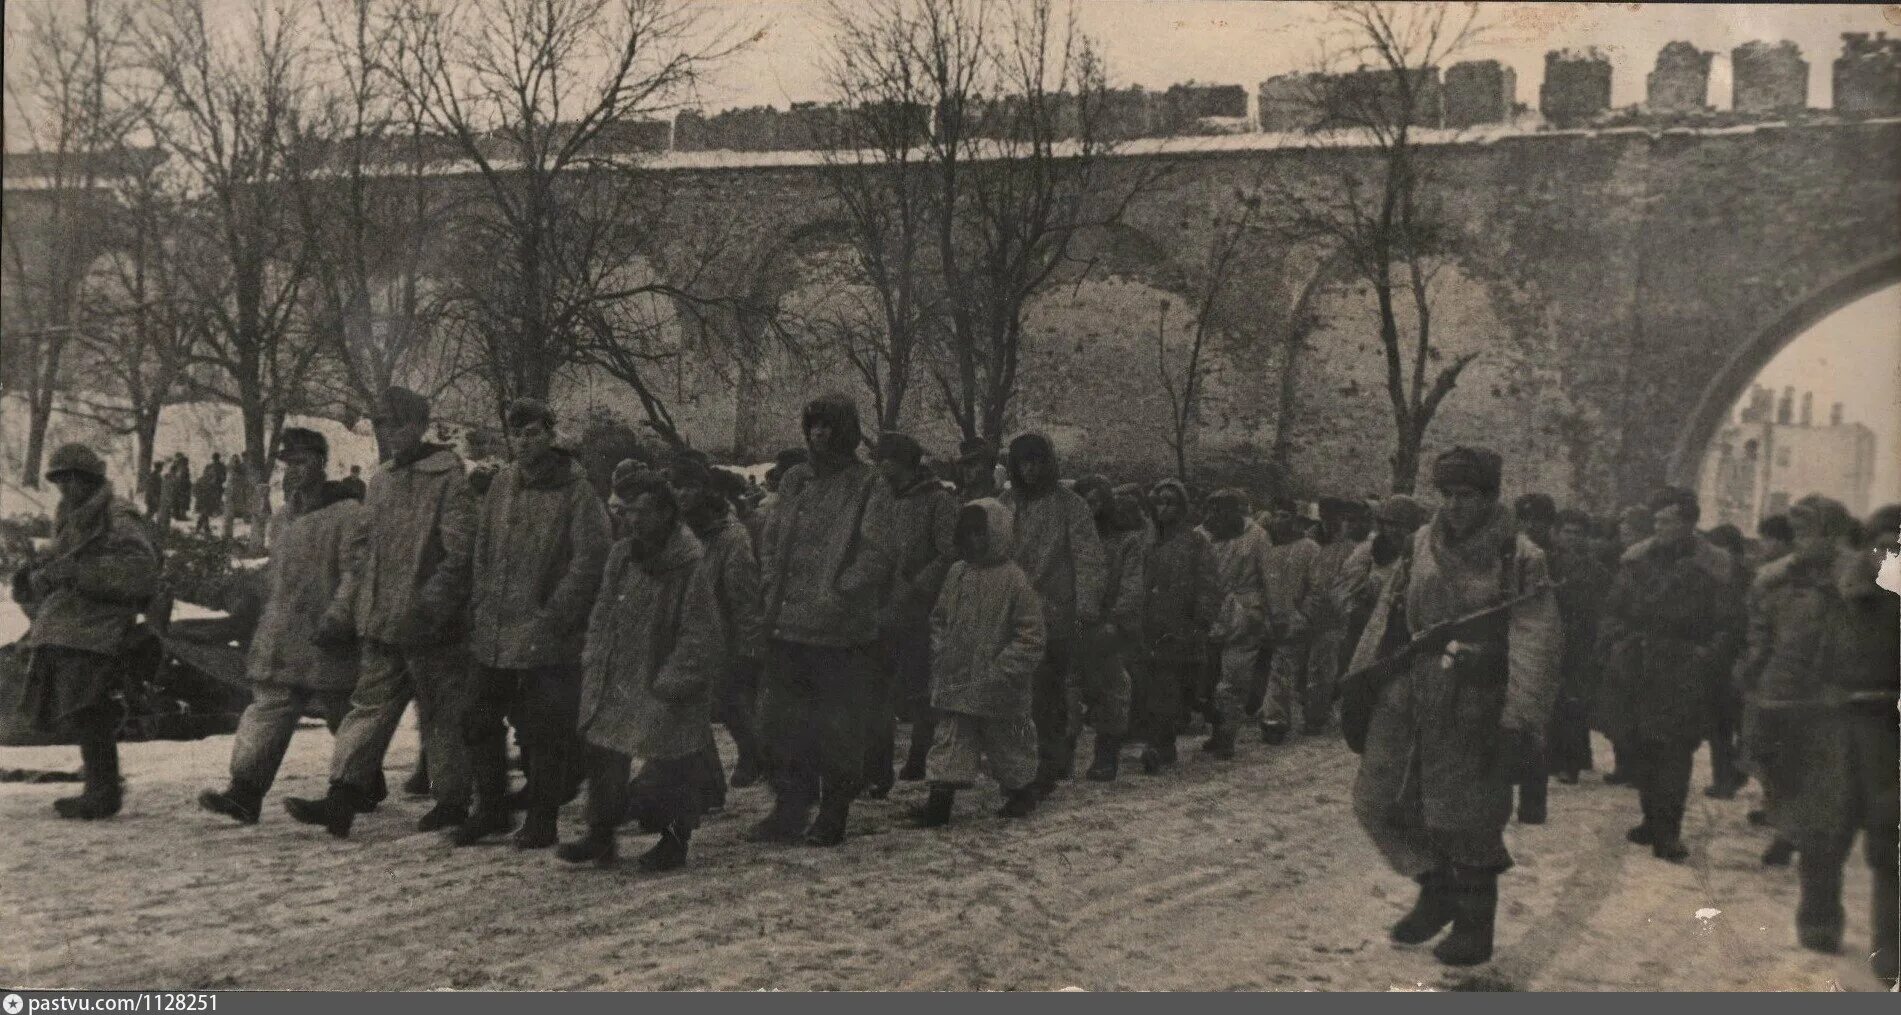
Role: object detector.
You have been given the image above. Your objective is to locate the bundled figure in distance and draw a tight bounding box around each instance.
[1134,478,1219,774]
[1735,497,1898,986]
[11,443,163,819]
[1596,486,1743,863]
[194,453,226,537]
[200,429,366,824]
[871,431,958,790]
[1259,498,1322,745]
[1070,475,1143,781]
[1201,488,1270,760]
[562,473,723,870]
[1000,433,1105,797]
[285,386,477,838]
[1348,446,1560,967]
[910,499,1048,827]
[681,469,767,797]
[454,399,611,850]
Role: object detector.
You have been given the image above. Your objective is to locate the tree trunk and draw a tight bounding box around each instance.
[1390,425,1421,494]
[20,401,51,491]
[134,408,162,495]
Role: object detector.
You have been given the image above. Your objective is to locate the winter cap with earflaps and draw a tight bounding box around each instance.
[505,398,556,430]
[376,385,431,426]
[801,393,864,456]
[276,428,329,461]
[611,458,651,501]
[874,431,925,468]
[44,443,107,483]
[1374,494,1429,530]
[1430,446,1502,497]
[1788,494,1854,542]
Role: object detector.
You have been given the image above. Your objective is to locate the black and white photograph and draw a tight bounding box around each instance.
[2,0,1898,993]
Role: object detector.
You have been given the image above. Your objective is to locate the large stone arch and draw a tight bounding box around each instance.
[1666,249,1901,486]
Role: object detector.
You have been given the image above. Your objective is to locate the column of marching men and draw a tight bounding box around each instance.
[10,385,1896,984]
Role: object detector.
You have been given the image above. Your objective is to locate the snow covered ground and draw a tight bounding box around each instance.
[0,724,1886,991]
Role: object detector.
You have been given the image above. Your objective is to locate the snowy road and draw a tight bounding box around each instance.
[0,722,1888,991]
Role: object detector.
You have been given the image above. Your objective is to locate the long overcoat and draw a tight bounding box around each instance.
[466,451,611,669]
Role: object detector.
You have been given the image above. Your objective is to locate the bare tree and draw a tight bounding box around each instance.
[819,0,1162,445]
[1,0,134,488]
[66,148,204,487]
[812,1,940,432]
[129,0,323,477]
[1154,181,1267,482]
[291,0,471,435]
[1264,1,1486,492]
[386,0,747,426]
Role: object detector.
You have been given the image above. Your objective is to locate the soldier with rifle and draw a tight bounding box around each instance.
[1341,447,1560,967]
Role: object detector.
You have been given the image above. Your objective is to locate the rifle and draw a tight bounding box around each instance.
[1338,579,1559,753]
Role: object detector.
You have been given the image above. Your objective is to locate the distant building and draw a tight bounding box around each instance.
[1444,60,1516,127]
[1540,49,1612,126]
[1834,32,1901,116]
[1732,40,1808,114]
[1647,42,1713,114]
[1258,72,1326,132]
[1699,384,1878,530]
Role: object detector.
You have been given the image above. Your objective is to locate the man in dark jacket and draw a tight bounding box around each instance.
[453,399,611,850]
[871,431,957,790]
[200,429,365,824]
[285,386,478,838]
[1072,475,1141,781]
[683,470,767,802]
[1002,433,1105,796]
[13,443,163,819]
[144,462,166,522]
[750,394,896,847]
[1598,486,1742,863]
[1509,492,1559,823]
[1737,498,1898,985]
[1546,508,1611,785]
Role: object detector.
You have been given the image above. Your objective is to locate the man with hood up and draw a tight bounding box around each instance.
[909,499,1047,827]
[751,393,897,847]
[12,443,163,819]
[1001,433,1105,796]
[1201,488,1271,760]
[451,399,611,850]
[1070,475,1142,781]
[1348,446,1560,967]
[199,429,366,825]
[871,431,958,790]
[286,386,478,839]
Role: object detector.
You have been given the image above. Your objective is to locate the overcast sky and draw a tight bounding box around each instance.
[695,2,1897,113]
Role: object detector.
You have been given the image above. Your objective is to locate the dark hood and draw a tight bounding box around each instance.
[1005,432,1059,497]
[802,394,864,470]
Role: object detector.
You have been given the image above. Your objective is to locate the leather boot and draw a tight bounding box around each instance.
[638,822,692,872]
[909,786,955,828]
[512,807,558,850]
[804,790,853,847]
[55,737,122,820]
[1202,726,1236,761]
[1431,866,1499,967]
[1084,736,1121,781]
[997,786,1038,819]
[198,782,264,825]
[743,791,813,845]
[1258,719,1290,746]
[556,825,618,867]
[1760,837,1795,867]
[1055,735,1078,780]
[284,781,366,838]
[451,802,517,846]
[729,756,763,789]
[1795,855,1846,954]
[898,720,933,782]
[416,801,469,833]
[402,756,431,797]
[1390,868,1457,945]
